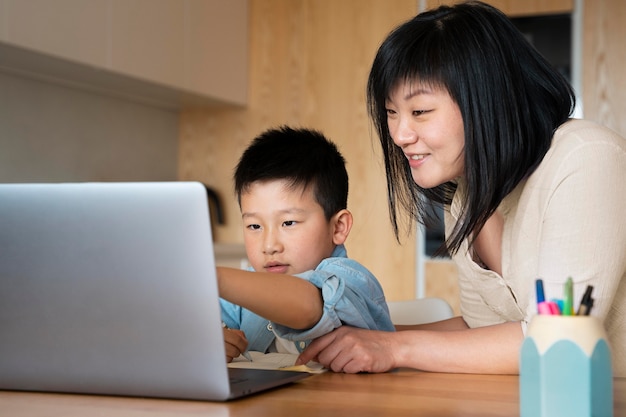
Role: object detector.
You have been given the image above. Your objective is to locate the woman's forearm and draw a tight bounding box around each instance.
[392,321,524,374]
[395,316,469,332]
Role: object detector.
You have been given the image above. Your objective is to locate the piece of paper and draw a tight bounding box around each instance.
[228,351,326,374]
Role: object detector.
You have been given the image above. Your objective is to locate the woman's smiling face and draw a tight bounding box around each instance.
[385,81,465,189]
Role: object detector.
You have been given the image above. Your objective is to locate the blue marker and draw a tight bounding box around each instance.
[535,279,545,304]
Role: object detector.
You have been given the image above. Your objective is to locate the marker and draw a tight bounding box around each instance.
[578,298,594,316]
[549,300,562,315]
[577,285,594,316]
[222,322,253,361]
[551,298,564,314]
[562,277,574,316]
[538,301,560,315]
[535,279,545,308]
[538,301,553,315]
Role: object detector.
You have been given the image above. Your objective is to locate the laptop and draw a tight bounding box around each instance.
[0,181,309,401]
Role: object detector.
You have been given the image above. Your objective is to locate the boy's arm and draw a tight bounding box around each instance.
[216,266,323,329]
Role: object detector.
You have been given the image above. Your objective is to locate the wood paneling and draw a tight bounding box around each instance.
[424,0,573,16]
[582,0,626,138]
[425,260,461,315]
[178,0,418,300]
[179,0,626,305]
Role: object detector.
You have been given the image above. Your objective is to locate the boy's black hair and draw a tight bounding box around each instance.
[234,126,348,220]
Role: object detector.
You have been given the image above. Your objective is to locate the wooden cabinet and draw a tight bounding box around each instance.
[0,0,247,107]
[108,0,186,94]
[0,0,109,69]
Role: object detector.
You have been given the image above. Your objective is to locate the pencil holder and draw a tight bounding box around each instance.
[520,315,613,417]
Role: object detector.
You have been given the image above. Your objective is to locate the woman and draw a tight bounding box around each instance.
[296,1,626,375]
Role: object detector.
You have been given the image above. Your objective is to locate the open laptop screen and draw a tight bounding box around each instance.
[0,182,234,400]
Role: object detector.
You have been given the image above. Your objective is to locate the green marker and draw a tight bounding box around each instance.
[562,277,574,316]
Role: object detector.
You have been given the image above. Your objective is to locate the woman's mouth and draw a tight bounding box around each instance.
[407,153,428,167]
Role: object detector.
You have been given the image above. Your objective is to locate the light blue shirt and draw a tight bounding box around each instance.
[220,244,395,353]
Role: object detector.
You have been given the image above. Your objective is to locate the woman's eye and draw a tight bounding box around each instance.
[413,110,428,116]
[386,108,397,116]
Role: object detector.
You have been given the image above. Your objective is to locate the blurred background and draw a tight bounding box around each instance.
[1,0,624,313]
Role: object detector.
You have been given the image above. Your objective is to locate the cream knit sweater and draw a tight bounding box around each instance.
[446,119,626,376]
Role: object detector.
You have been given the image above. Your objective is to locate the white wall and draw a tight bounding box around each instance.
[0,71,178,183]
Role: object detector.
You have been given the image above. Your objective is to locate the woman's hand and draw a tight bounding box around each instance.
[297,320,523,374]
[223,328,249,363]
[296,326,397,373]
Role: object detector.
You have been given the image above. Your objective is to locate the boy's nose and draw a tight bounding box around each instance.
[263,231,282,254]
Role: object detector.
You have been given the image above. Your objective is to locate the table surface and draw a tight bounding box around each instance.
[2,370,625,417]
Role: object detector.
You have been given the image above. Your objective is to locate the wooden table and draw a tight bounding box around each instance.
[2,370,625,417]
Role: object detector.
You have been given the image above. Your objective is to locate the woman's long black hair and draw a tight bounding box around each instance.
[367,1,575,254]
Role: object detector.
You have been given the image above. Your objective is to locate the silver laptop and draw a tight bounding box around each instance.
[0,181,308,401]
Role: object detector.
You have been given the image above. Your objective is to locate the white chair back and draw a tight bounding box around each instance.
[386,297,454,325]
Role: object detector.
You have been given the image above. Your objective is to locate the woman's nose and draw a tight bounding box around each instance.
[392,117,418,147]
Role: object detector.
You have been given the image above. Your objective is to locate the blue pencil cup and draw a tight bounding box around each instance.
[520,315,613,417]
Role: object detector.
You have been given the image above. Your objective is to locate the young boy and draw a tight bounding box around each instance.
[218,126,394,361]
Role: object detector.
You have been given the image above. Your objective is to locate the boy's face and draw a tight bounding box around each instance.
[240,179,337,275]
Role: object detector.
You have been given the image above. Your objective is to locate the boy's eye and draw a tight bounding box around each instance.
[246,224,261,230]
[282,220,297,227]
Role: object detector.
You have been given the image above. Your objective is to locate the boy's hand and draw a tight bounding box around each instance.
[223,328,249,362]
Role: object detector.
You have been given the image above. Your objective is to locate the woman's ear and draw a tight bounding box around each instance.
[331,209,353,245]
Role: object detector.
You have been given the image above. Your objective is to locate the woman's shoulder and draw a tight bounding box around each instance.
[537,119,626,173]
[553,119,626,151]
[521,119,625,196]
